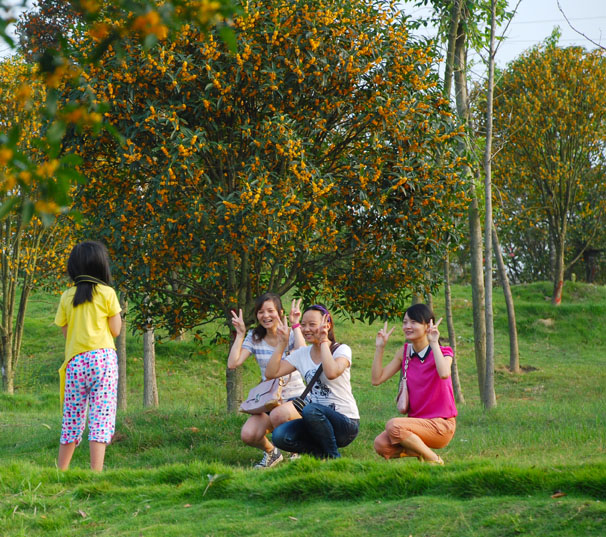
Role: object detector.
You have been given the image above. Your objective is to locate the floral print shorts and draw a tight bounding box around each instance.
[60,348,118,445]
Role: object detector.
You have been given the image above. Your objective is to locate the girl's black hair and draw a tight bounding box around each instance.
[251,292,284,342]
[404,303,435,325]
[67,241,113,307]
[304,304,340,353]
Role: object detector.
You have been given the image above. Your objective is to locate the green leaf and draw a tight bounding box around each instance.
[20,199,35,226]
[219,25,237,53]
[0,196,19,220]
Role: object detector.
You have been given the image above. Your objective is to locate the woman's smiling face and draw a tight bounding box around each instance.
[256,300,281,330]
[402,313,427,342]
[300,309,324,342]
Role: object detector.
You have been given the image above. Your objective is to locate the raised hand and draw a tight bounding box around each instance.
[427,317,442,345]
[376,321,394,348]
[276,315,291,345]
[314,313,331,344]
[289,298,302,325]
[230,309,246,337]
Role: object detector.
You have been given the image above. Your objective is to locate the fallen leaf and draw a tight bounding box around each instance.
[41,423,51,430]
[78,509,87,518]
[184,504,192,508]
[551,491,566,499]
[187,427,200,433]
[288,516,298,521]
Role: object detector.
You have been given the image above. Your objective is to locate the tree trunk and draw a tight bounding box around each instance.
[444,255,465,404]
[551,235,566,305]
[443,0,462,99]
[226,328,242,413]
[492,225,520,373]
[1,338,14,394]
[116,293,128,410]
[482,0,498,410]
[226,367,242,413]
[143,327,159,407]
[454,16,487,401]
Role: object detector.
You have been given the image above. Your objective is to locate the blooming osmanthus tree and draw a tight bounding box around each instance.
[492,42,606,305]
[0,56,75,393]
[1,0,237,221]
[69,0,468,407]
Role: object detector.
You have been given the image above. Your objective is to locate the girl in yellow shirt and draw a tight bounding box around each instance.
[54,241,122,471]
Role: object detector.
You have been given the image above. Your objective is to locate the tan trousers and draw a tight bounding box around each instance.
[374,417,456,459]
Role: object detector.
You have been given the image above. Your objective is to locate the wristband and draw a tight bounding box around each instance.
[292,323,301,329]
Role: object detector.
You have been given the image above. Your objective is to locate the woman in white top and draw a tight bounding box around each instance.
[228,293,305,468]
[265,304,359,459]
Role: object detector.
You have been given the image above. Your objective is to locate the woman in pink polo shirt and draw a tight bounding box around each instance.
[371,303,457,464]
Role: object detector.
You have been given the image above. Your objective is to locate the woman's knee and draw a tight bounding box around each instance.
[373,431,392,459]
[385,418,404,438]
[301,403,324,421]
[240,416,268,446]
[374,431,402,460]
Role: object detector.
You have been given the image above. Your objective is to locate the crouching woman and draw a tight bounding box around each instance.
[265,305,360,459]
[372,303,457,464]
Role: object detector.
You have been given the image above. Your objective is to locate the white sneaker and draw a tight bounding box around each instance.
[253,447,283,469]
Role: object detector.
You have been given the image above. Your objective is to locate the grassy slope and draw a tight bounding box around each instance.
[1,282,605,536]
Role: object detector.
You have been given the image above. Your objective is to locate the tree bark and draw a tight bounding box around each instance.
[492,225,520,373]
[116,292,128,410]
[444,255,465,404]
[440,0,464,405]
[453,14,487,401]
[143,327,159,407]
[443,0,462,99]
[482,0,498,410]
[226,327,242,413]
[551,234,566,306]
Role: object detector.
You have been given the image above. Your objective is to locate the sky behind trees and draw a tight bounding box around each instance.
[405,0,604,75]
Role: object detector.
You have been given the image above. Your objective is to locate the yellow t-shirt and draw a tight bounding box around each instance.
[54,284,121,402]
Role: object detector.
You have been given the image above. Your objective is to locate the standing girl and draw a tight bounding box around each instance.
[372,303,457,464]
[228,293,305,468]
[54,240,122,471]
[266,305,360,459]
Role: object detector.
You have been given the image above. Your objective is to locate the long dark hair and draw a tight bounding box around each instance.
[404,303,435,325]
[305,304,341,353]
[67,241,113,307]
[251,292,284,342]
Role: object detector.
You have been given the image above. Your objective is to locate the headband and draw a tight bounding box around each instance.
[74,275,108,286]
[309,304,331,322]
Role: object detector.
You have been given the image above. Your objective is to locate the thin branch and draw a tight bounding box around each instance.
[494,0,523,57]
[557,0,605,51]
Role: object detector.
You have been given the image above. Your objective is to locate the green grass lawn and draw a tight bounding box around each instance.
[1,281,605,536]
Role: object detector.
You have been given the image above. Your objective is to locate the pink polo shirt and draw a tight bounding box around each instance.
[404,344,457,419]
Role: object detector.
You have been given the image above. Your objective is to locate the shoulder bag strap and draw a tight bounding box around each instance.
[400,343,411,381]
[299,363,323,400]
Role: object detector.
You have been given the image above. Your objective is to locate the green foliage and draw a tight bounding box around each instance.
[69,0,468,334]
[2,0,238,222]
[491,42,606,294]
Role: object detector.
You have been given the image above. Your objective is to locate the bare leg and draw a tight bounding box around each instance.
[399,432,441,462]
[90,441,107,471]
[269,402,300,429]
[241,414,274,452]
[58,442,76,470]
